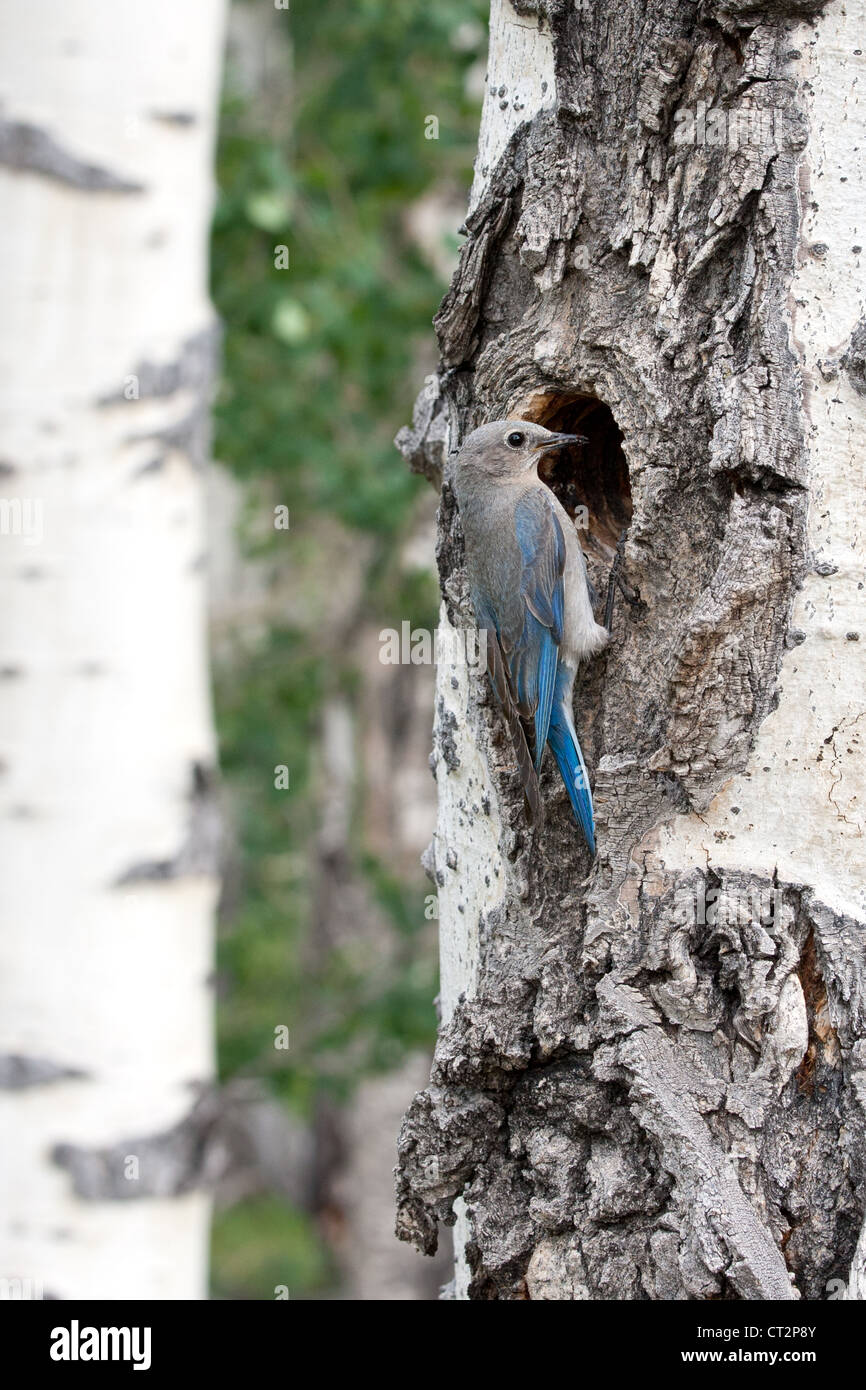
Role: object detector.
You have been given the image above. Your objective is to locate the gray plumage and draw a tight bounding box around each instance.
[450,419,608,849]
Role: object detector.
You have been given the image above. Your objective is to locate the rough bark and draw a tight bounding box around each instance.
[395,0,866,1300]
[0,0,227,1298]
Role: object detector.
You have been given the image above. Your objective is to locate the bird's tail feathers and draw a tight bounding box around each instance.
[547,705,595,853]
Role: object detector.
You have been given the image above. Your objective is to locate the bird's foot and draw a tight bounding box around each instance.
[603,529,639,632]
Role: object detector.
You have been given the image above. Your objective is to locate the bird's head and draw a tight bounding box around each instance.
[450,419,586,484]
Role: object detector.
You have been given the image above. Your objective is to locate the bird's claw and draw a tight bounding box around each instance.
[604,528,637,632]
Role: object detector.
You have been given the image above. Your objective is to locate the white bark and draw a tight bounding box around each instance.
[0,0,227,1299]
[652,2,866,1298]
[468,0,556,214]
[656,6,866,923]
[432,605,503,1024]
[422,2,562,1299]
[429,0,565,1033]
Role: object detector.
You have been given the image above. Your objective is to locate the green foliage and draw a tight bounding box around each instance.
[209,0,485,1295]
[214,628,322,1106]
[211,1197,333,1300]
[211,0,485,537]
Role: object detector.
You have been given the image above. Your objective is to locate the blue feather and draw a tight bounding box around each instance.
[512,494,566,766]
[547,667,595,852]
[547,712,595,853]
[470,489,596,849]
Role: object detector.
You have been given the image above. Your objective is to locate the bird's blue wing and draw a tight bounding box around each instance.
[506,491,566,769]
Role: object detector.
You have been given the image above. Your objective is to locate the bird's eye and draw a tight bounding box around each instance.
[505,430,525,449]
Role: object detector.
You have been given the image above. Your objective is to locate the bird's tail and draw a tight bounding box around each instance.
[547,697,595,854]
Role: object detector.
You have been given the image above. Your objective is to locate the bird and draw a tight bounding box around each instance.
[449,419,609,853]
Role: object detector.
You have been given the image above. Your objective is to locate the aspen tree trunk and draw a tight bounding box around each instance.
[0,0,227,1299]
[396,0,866,1300]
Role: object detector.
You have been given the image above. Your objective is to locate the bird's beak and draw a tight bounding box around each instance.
[533,432,587,452]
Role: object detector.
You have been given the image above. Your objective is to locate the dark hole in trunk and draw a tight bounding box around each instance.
[524,392,633,560]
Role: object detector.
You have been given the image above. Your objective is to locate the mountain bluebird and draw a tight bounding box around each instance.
[450,419,609,852]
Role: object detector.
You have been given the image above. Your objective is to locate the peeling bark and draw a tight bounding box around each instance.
[396,0,866,1300]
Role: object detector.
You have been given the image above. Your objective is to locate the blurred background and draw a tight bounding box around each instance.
[207,0,485,1299]
[0,0,486,1301]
